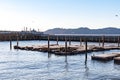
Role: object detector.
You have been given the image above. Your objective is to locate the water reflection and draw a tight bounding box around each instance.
[14,51,21,80]
[47,53,51,77]
[48,53,51,58]
[65,56,68,72]
[85,52,87,65]
[84,55,89,80]
[114,64,120,70]
[1,41,120,79]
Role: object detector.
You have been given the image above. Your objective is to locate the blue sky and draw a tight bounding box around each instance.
[0,0,120,31]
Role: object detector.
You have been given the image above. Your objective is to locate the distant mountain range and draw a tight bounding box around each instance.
[44,27,120,34]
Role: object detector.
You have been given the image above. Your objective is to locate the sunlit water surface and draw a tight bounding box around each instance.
[0,40,120,80]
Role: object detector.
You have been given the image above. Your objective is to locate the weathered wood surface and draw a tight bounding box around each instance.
[14,44,120,55]
[92,53,120,61]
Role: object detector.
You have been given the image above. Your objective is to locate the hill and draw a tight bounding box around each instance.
[44,27,120,34]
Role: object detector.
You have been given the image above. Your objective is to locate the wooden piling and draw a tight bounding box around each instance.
[56,36,58,45]
[107,38,109,43]
[85,38,88,60]
[48,35,50,52]
[17,34,19,47]
[39,35,41,41]
[114,37,116,42]
[65,36,67,54]
[10,36,12,50]
[102,36,104,47]
[69,37,71,45]
[80,38,82,46]
[92,37,94,42]
[118,36,120,47]
[99,37,101,46]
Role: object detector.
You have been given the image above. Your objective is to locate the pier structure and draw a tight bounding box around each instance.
[14,34,120,55]
[0,31,43,41]
[0,31,120,43]
[1,32,120,62]
[11,33,120,64]
[40,34,120,43]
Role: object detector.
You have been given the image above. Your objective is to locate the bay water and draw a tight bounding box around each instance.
[0,40,120,80]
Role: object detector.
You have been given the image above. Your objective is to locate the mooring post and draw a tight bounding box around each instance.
[33,34,35,40]
[107,38,109,43]
[65,36,67,54]
[48,35,50,53]
[80,38,82,46]
[17,33,19,47]
[114,37,116,43]
[99,37,101,46]
[85,38,88,60]
[69,36,71,45]
[92,37,93,42]
[56,36,58,45]
[118,36,120,47]
[102,36,104,48]
[39,35,41,41]
[10,36,12,50]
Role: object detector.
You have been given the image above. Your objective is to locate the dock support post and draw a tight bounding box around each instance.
[85,38,88,60]
[69,37,71,45]
[92,37,93,42]
[65,36,67,54]
[85,39,87,58]
[48,35,50,53]
[80,38,82,46]
[56,36,58,45]
[10,36,12,50]
[114,37,116,43]
[107,38,109,43]
[17,34,19,47]
[99,37,100,46]
[102,36,104,48]
[118,36,120,47]
[39,35,41,41]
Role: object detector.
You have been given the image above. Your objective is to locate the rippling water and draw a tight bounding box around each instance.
[0,40,120,80]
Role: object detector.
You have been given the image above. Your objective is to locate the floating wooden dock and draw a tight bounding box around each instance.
[91,53,120,61]
[14,44,120,55]
[114,57,120,64]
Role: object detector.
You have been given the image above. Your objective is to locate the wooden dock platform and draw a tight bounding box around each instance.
[91,53,120,61]
[14,44,120,55]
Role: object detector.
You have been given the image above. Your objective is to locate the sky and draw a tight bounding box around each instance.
[0,0,120,31]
